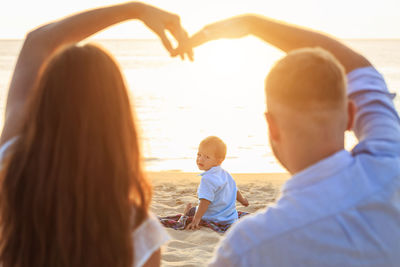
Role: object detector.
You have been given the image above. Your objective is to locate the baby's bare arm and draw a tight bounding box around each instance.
[187,199,210,230]
[237,190,249,207]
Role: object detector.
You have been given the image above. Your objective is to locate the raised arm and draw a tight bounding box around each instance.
[187,14,370,73]
[1,2,192,145]
[189,15,400,158]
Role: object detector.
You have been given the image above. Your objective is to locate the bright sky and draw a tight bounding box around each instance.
[1,0,400,39]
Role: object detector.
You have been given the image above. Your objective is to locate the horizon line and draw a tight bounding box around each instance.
[1,37,400,41]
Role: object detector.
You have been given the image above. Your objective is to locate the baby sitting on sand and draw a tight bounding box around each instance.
[185,136,249,230]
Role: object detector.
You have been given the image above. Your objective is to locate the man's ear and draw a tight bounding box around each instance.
[346,100,356,131]
[265,112,280,142]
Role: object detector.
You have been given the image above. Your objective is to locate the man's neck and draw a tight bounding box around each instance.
[287,141,344,175]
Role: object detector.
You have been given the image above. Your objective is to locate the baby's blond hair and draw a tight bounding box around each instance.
[199,136,227,161]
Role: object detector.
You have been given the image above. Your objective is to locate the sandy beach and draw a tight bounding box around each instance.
[147,171,290,266]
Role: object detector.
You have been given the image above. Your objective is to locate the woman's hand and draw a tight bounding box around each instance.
[138,3,193,61]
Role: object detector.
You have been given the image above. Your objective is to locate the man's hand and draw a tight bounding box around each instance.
[138,3,193,60]
[173,15,251,57]
[192,16,250,46]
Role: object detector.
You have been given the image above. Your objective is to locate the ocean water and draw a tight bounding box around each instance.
[0,38,399,173]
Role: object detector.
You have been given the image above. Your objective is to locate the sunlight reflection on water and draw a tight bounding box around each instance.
[0,38,399,173]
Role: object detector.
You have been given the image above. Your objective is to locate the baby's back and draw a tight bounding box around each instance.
[198,166,238,224]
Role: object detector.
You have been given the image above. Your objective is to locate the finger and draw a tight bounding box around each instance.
[166,18,193,61]
[169,34,186,60]
[167,23,193,61]
[184,30,194,61]
[180,30,194,61]
[155,28,173,55]
[170,44,191,61]
[173,43,193,61]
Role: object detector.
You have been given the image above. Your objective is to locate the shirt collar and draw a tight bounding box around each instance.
[282,149,353,193]
[200,165,222,176]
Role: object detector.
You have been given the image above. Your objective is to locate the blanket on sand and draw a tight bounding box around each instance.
[158,211,249,233]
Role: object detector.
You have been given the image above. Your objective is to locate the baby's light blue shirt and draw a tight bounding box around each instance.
[197,166,238,224]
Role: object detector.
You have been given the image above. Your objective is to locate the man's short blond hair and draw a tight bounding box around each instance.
[265,47,347,112]
[199,136,227,160]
